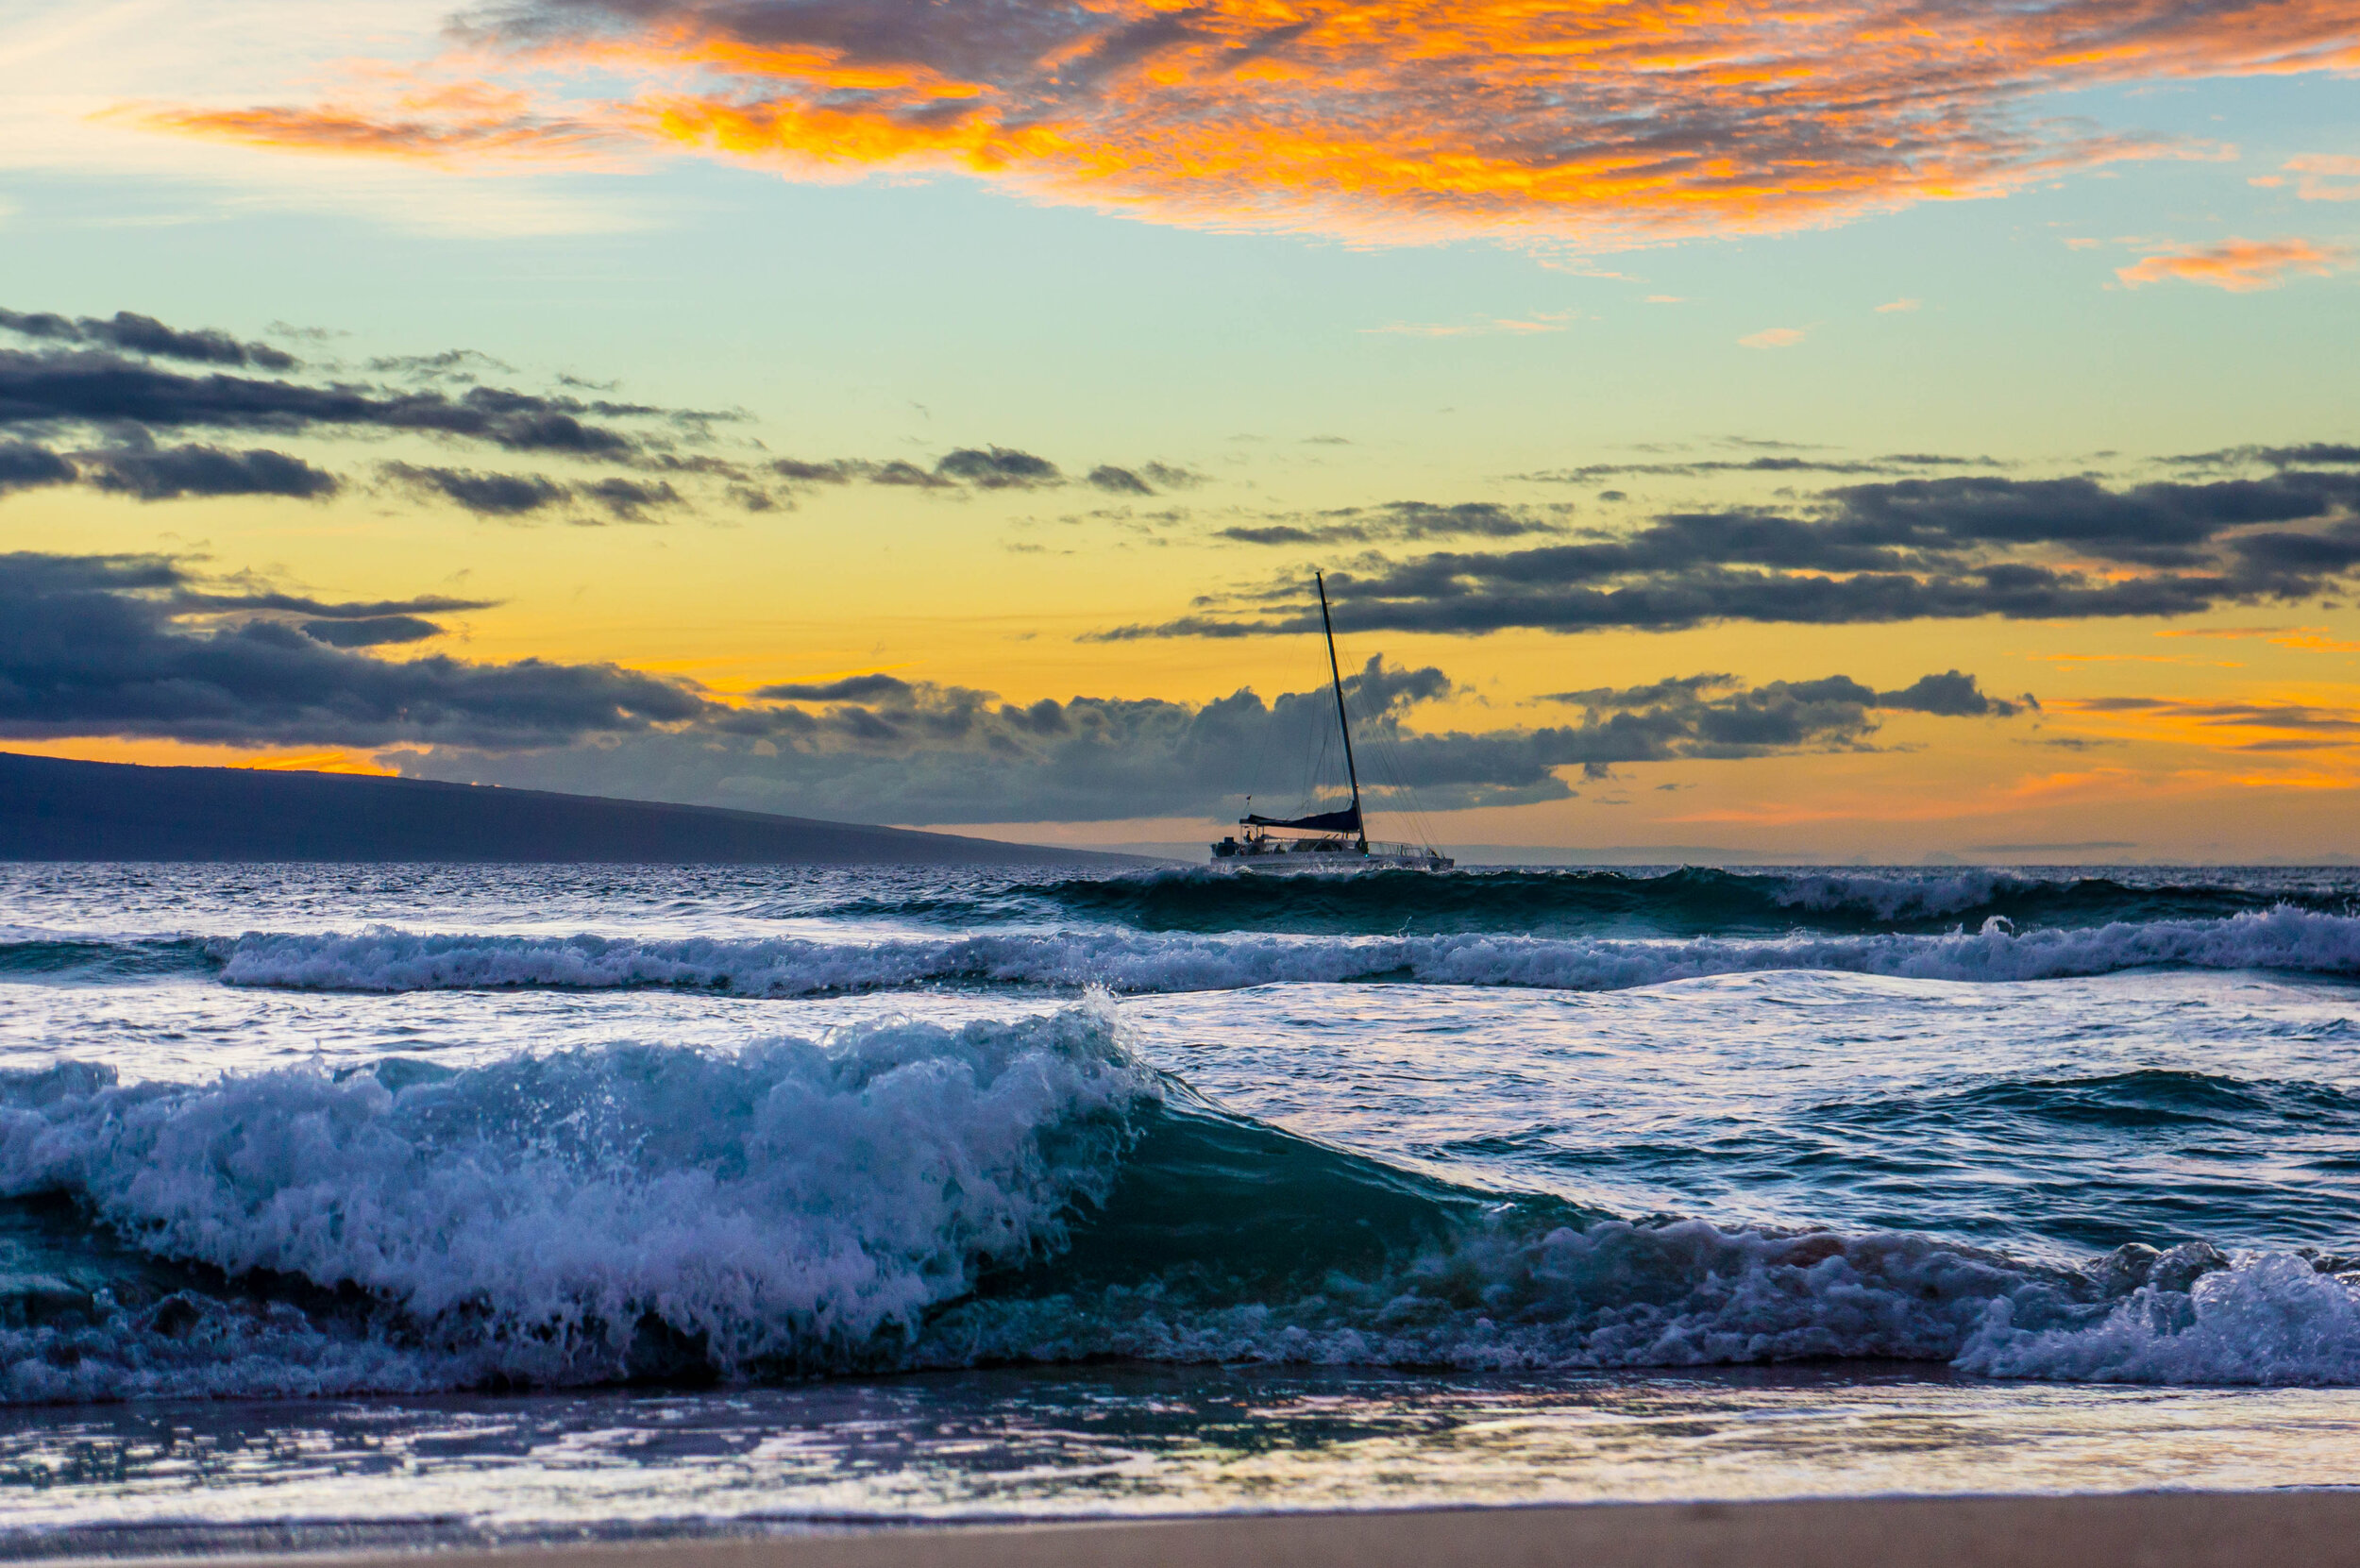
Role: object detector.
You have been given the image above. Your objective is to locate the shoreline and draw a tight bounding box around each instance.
[23,1492,2360,1568]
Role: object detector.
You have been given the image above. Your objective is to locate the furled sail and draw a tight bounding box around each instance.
[1242,806,1363,835]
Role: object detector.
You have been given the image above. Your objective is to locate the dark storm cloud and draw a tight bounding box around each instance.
[1087,464,1155,496]
[298,615,445,647]
[1100,467,2360,639]
[365,349,517,382]
[0,434,335,506]
[1075,462,1205,496]
[1520,453,1990,482]
[382,464,681,521]
[1828,473,2360,564]
[643,451,765,506]
[0,441,75,495]
[1112,566,2236,639]
[0,346,646,454]
[2230,523,2360,576]
[1215,525,1324,546]
[770,449,1190,497]
[2168,443,2360,469]
[770,458,867,484]
[175,583,494,620]
[776,444,1066,492]
[753,674,922,701]
[0,308,702,457]
[0,551,700,748]
[414,656,1525,822]
[0,309,770,520]
[388,463,570,516]
[0,308,296,371]
[79,444,339,501]
[581,476,680,520]
[936,446,1061,489]
[1876,670,2031,717]
[3,546,2028,824]
[870,459,957,489]
[1218,500,1566,547]
[411,654,2021,825]
[772,447,1070,492]
[1552,675,1882,755]
[1545,669,2026,721]
[1540,671,2016,752]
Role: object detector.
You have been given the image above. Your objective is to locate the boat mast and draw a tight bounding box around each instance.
[1315,571,1368,851]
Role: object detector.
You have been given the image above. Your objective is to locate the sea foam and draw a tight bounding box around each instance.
[0,1003,1155,1400]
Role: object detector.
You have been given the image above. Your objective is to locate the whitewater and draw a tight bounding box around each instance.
[3,859,2360,1537]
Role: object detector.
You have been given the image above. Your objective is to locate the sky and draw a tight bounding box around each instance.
[1,0,2357,862]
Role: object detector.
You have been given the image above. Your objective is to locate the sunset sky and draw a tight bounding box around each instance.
[3,0,2357,860]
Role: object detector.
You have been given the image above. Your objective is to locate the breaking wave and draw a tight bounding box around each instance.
[208,904,2360,996]
[0,1002,2354,1401]
[811,865,2360,937]
[0,1003,1152,1401]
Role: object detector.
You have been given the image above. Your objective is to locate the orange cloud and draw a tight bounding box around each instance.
[125,70,639,170]
[129,0,2360,245]
[2116,237,2355,291]
[134,103,617,164]
[2284,154,2360,201]
[2157,625,2360,652]
[2048,693,2360,766]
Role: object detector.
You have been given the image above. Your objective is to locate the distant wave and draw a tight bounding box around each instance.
[801,866,2360,938]
[0,935,214,982]
[0,1003,2353,1400]
[207,904,2360,996]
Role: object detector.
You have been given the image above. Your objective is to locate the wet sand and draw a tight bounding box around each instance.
[42,1492,2360,1568]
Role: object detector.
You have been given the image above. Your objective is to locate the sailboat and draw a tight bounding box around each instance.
[1209,572,1455,871]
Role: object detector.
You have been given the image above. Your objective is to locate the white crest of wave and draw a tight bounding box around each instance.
[1960,1253,2360,1384]
[0,1001,1155,1394]
[1771,869,2023,920]
[213,905,2360,998]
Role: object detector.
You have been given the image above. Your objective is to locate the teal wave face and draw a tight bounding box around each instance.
[779,866,2360,939]
[0,938,217,984]
[8,863,2359,948]
[971,1091,1569,1302]
[1024,868,2360,937]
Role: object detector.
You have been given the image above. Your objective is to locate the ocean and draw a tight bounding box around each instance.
[2,859,2358,1545]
